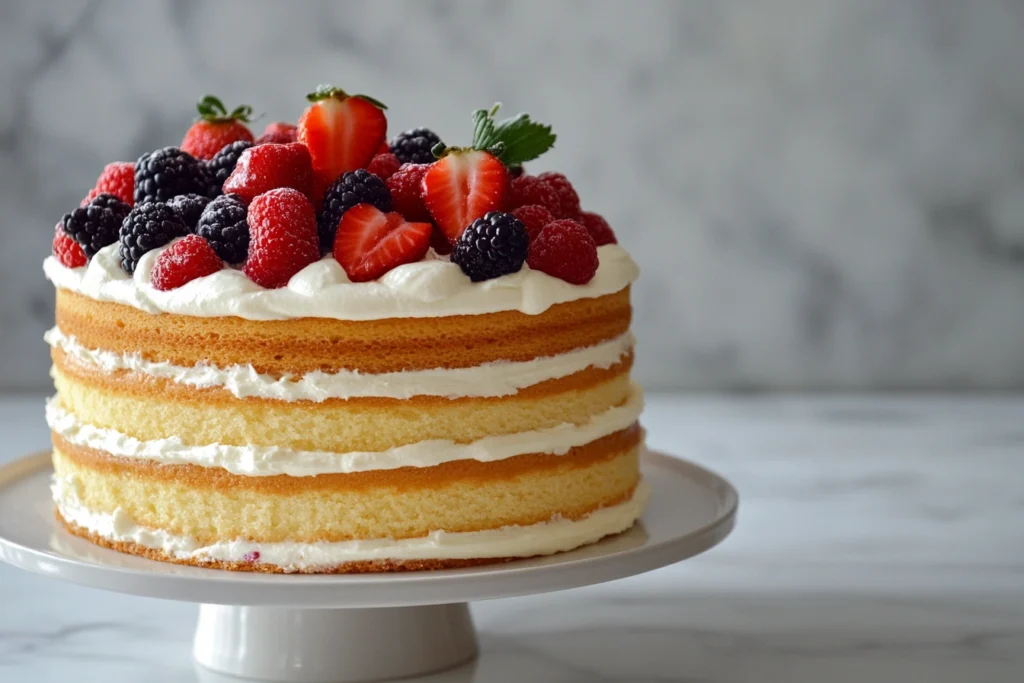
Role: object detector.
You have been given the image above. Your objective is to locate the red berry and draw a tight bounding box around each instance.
[181,96,255,160]
[508,175,561,216]
[52,224,87,268]
[83,162,135,207]
[511,204,555,241]
[222,142,314,203]
[576,211,617,246]
[151,235,224,290]
[298,86,387,194]
[537,172,580,218]
[333,204,431,282]
[429,225,452,255]
[244,188,320,288]
[256,122,297,145]
[366,153,401,180]
[422,150,509,244]
[527,219,599,285]
[376,140,390,155]
[386,163,431,222]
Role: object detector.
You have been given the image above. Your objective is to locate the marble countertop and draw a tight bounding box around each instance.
[1,393,1022,682]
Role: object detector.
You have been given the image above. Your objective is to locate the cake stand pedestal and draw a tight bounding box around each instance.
[0,450,737,682]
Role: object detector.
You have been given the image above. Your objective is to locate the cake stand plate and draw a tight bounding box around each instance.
[0,450,737,682]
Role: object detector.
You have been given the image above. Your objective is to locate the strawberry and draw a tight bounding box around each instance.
[222,142,314,203]
[422,150,509,244]
[577,210,617,246]
[333,203,431,282]
[83,162,135,207]
[244,188,320,288]
[386,163,431,222]
[366,153,400,180]
[52,224,87,268]
[536,171,580,218]
[151,235,224,290]
[181,96,255,160]
[256,121,297,145]
[297,85,387,194]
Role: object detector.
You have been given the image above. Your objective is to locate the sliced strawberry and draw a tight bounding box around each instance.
[421,150,508,244]
[333,203,431,282]
[297,86,387,194]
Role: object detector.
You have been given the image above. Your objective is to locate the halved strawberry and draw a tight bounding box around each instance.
[297,85,387,196]
[421,150,508,244]
[333,203,431,282]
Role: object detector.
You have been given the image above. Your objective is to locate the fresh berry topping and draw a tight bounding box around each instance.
[196,194,249,264]
[508,175,561,216]
[61,193,131,257]
[151,235,223,290]
[576,210,617,246]
[333,204,431,282]
[422,150,509,244]
[181,95,255,160]
[166,193,211,231]
[389,128,443,165]
[244,188,319,288]
[376,140,390,155]
[429,225,453,256]
[85,162,135,207]
[255,121,297,145]
[118,202,189,274]
[222,142,314,203]
[386,163,431,222]
[509,165,525,178]
[536,171,580,218]
[52,224,87,268]
[510,204,555,240]
[451,211,529,282]
[205,140,253,196]
[297,85,387,194]
[134,147,211,204]
[318,169,392,253]
[527,219,599,284]
[366,153,401,180]
[470,104,556,168]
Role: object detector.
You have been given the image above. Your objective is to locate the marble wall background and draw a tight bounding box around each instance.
[2,0,1023,391]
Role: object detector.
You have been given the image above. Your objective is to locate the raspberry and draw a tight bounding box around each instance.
[318,170,392,252]
[151,235,223,290]
[223,142,314,203]
[119,202,189,274]
[62,193,131,257]
[196,194,249,264]
[86,162,135,206]
[135,147,211,204]
[451,212,529,282]
[166,193,211,231]
[389,128,443,165]
[205,140,253,196]
[508,175,561,216]
[52,224,87,268]
[527,219,598,285]
[537,171,580,218]
[576,211,617,246]
[510,204,554,241]
[386,163,431,222]
[256,122,297,145]
[244,188,320,288]
[430,226,452,256]
[366,153,401,180]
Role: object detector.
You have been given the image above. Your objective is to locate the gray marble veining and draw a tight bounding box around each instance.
[2,0,1024,390]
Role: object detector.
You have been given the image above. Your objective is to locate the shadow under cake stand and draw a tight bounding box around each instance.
[0,449,737,682]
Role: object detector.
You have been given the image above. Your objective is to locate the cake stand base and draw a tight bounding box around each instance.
[193,603,477,682]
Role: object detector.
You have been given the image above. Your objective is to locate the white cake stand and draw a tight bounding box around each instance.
[0,450,737,682]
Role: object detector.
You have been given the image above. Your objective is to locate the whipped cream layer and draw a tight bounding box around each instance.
[44,241,638,321]
[46,327,635,401]
[54,475,650,570]
[46,387,644,476]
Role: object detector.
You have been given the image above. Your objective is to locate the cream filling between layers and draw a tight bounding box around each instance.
[43,242,639,320]
[45,327,636,401]
[46,386,644,476]
[53,474,650,570]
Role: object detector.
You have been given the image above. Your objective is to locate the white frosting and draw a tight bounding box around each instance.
[46,327,635,401]
[46,387,644,476]
[43,242,638,321]
[53,474,650,570]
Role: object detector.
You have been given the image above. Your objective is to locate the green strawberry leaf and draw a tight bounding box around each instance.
[471,103,555,166]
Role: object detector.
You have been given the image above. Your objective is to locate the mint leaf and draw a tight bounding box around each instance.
[470,104,555,166]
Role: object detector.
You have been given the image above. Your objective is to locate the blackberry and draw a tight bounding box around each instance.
[134,147,211,204]
[61,193,131,257]
[205,140,252,196]
[118,202,189,274]
[166,193,211,231]
[389,128,443,165]
[451,211,529,282]
[196,194,249,264]
[318,170,392,251]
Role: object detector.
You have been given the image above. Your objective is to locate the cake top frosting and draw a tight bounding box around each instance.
[49,86,635,317]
